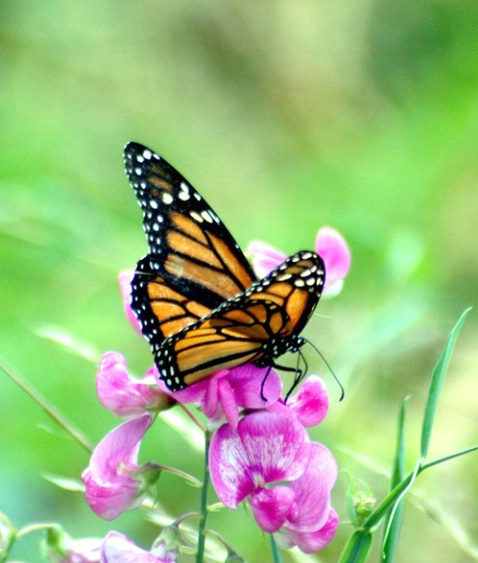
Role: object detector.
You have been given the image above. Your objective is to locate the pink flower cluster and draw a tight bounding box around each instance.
[81,228,350,558]
[48,529,177,563]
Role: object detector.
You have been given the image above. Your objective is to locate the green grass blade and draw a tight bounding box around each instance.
[338,530,373,563]
[0,358,93,453]
[420,308,472,459]
[381,397,408,562]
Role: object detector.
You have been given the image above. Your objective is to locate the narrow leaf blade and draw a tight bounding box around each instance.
[381,398,408,562]
[338,530,373,563]
[420,308,471,459]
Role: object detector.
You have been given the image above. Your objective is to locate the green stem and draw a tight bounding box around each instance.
[362,444,478,533]
[269,533,283,563]
[0,530,15,563]
[196,429,211,563]
[0,360,92,453]
[421,444,478,470]
[362,463,420,531]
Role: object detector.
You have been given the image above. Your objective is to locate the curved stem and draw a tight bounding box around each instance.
[269,533,283,563]
[196,429,211,562]
[0,360,92,453]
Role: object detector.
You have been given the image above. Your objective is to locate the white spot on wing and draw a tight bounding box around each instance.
[190,211,204,223]
[201,210,213,223]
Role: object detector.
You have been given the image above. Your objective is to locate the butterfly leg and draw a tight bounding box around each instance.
[272,352,308,403]
[260,366,273,402]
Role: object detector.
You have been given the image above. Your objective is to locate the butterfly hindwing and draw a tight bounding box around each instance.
[153,251,325,390]
[156,300,287,389]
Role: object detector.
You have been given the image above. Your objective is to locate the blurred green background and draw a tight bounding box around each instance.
[1,1,477,561]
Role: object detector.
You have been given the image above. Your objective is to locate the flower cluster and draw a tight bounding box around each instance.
[47,527,178,563]
[79,228,350,560]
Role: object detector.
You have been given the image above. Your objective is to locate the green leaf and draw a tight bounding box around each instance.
[381,398,408,562]
[420,308,472,459]
[338,530,373,563]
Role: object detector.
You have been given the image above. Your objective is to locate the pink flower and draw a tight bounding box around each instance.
[315,227,351,295]
[96,352,174,419]
[46,527,102,563]
[248,226,351,296]
[165,364,282,429]
[209,412,311,530]
[275,443,339,553]
[101,532,176,563]
[209,413,338,553]
[270,375,329,428]
[118,270,143,335]
[82,413,159,520]
[247,242,288,279]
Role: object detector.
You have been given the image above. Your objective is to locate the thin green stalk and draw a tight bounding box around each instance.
[0,360,92,453]
[0,535,15,563]
[381,397,408,561]
[421,444,478,470]
[362,463,420,531]
[269,533,283,563]
[363,443,478,533]
[196,429,211,563]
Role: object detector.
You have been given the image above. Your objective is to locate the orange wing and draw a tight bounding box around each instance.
[153,252,325,390]
[125,142,258,344]
[124,143,326,392]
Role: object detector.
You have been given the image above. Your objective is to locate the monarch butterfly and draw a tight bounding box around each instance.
[124,142,325,392]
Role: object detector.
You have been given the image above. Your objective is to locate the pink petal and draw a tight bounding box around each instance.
[209,422,256,508]
[82,414,152,520]
[227,365,282,409]
[288,463,330,532]
[286,443,338,533]
[169,365,281,428]
[249,486,296,533]
[238,412,311,484]
[282,508,339,554]
[217,378,239,428]
[96,352,171,419]
[118,270,143,335]
[315,227,351,292]
[169,377,209,405]
[101,532,168,563]
[286,376,329,427]
[247,241,287,278]
[308,442,338,491]
[49,535,103,563]
[209,412,310,508]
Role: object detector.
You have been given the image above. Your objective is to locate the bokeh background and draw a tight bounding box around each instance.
[1,1,477,561]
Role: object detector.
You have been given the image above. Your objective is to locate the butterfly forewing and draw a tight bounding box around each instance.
[124,142,256,308]
[132,256,214,341]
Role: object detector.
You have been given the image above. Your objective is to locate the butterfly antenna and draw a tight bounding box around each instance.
[304,339,345,401]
